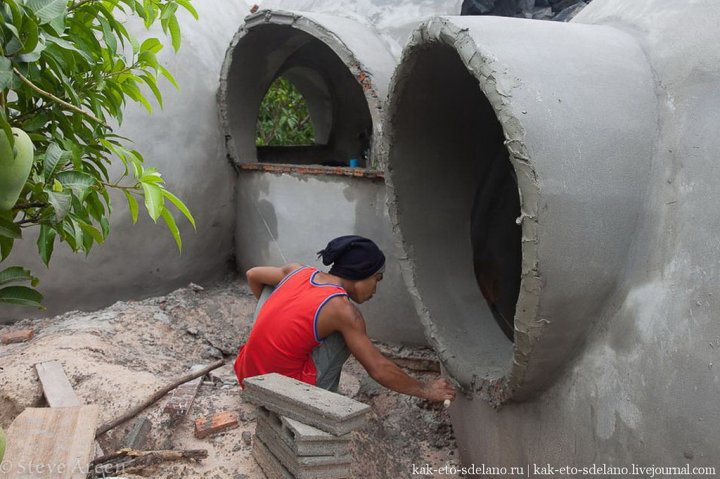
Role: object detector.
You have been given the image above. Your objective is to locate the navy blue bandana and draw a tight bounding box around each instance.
[317,235,386,280]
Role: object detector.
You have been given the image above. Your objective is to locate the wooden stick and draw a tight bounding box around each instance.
[90,448,208,477]
[95,359,225,437]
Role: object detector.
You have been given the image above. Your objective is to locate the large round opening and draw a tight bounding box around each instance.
[221,22,374,168]
[387,43,522,388]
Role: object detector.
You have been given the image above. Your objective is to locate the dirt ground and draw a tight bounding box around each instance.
[0,278,461,478]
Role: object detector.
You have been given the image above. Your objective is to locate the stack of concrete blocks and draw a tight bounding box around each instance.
[243,373,371,479]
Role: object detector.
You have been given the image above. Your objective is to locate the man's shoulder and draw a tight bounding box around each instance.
[323,295,364,325]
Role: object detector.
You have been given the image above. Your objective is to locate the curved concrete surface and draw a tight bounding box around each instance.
[219,9,396,168]
[1,1,244,322]
[383,15,657,404]
[449,0,720,469]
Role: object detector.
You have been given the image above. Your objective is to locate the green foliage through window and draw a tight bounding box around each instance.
[256,76,315,147]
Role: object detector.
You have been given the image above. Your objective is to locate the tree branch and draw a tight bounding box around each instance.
[13,201,48,210]
[13,68,111,129]
[69,0,97,11]
[95,359,225,438]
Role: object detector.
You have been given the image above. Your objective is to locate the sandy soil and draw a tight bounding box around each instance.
[0,279,460,478]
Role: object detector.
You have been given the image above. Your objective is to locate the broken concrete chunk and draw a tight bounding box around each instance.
[242,373,370,436]
[194,411,239,439]
[1,329,34,344]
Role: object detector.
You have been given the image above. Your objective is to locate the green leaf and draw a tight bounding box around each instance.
[43,142,68,180]
[140,37,162,54]
[37,225,56,267]
[46,190,72,222]
[56,171,96,201]
[141,181,164,221]
[0,285,44,308]
[158,65,179,89]
[176,0,199,20]
[140,73,162,108]
[98,16,117,54]
[0,236,14,261]
[160,207,181,251]
[162,189,195,229]
[167,14,181,52]
[0,266,35,286]
[26,0,67,25]
[0,57,14,90]
[160,3,178,20]
[0,218,22,240]
[123,190,139,224]
[78,220,104,244]
[18,16,39,54]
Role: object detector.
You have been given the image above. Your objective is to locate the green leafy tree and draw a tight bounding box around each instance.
[256,76,315,146]
[0,0,197,308]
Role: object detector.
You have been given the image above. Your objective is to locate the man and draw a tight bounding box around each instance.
[234,235,456,403]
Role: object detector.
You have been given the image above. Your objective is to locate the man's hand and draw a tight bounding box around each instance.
[420,378,456,402]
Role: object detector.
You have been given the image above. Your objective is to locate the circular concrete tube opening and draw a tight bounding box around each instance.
[219,10,396,168]
[384,16,658,404]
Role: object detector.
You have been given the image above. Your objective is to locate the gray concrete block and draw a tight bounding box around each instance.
[243,373,370,436]
[257,408,351,457]
[252,435,294,479]
[255,422,351,479]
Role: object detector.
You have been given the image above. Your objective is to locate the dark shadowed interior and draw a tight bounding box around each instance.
[388,43,522,386]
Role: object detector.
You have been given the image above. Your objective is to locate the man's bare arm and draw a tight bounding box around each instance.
[319,298,455,402]
[246,263,302,299]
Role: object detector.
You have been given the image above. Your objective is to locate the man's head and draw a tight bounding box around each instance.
[318,235,385,303]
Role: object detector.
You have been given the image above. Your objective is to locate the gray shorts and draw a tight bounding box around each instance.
[254,286,350,392]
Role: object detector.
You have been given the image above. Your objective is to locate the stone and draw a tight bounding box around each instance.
[1,329,34,344]
[242,373,369,436]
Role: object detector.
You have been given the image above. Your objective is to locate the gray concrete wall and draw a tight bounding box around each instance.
[0,1,250,322]
[382,0,720,472]
[235,170,426,345]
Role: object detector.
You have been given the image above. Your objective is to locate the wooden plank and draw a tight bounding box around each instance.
[0,329,34,344]
[35,360,104,457]
[163,364,205,422]
[35,361,82,408]
[1,406,99,478]
[194,411,239,439]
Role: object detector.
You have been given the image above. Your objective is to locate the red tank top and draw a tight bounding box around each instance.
[234,267,347,387]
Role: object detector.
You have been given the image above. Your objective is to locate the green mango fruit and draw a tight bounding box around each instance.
[0,425,5,463]
[0,128,35,212]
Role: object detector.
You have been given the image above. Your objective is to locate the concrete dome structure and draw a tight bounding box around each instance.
[384,0,720,469]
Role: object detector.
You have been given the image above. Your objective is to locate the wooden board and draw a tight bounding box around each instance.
[35,361,82,408]
[0,406,99,478]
